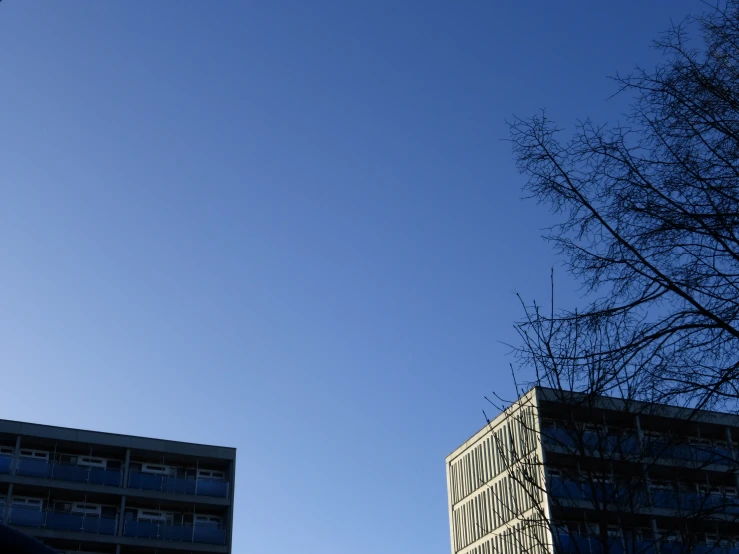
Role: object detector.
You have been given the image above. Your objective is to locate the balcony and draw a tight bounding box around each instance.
[0,454,11,474]
[127,472,229,498]
[542,427,640,456]
[9,506,45,527]
[0,505,225,546]
[555,534,631,554]
[196,479,229,498]
[123,520,227,545]
[651,488,679,509]
[550,477,586,500]
[46,511,117,534]
[16,458,51,479]
[549,477,647,506]
[15,458,122,487]
[554,535,739,554]
[605,434,640,455]
[649,487,739,514]
[54,463,122,486]
[543,427,578,449]
[549,477,739,516]
[7,457,228,498]
[661,544,739,554]
[5,506,226,545]
[543,425,736,466]
[8,507,117,535]
[644,441,732,466]
[129,472,195,495]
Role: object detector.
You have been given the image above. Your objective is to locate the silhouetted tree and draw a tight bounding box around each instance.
[509,0,739,414]
[456,4,739,554]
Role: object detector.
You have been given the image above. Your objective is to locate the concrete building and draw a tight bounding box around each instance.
[0,419,236,554]
[446,388,739,554]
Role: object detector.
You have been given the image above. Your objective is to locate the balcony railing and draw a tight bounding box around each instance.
[542,427,735,466]
[555,534,739,554]
[646,442,733,466]
[15,458,122,487]
[549,477,647,505]
[127,472,229,498]
[651,489,739,514]
[549,477,739,516]
[542,428,641,456]
[3,456,229,498]
[0,454,11,474]
[8,507,117,535]
[555,533,634,554]
[4,506,227,545]
[123,520,227,545]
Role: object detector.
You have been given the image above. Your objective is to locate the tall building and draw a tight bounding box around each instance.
[446,387,739,554]
[0,419,236,554]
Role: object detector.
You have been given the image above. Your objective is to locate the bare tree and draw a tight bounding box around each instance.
[449,5,739,553]
[509,0,739,414]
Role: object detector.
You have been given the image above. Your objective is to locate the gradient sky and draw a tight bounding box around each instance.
[0,2,702,553]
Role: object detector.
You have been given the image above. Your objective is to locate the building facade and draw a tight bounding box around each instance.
[446,388,739,554]
[0,419,236,554]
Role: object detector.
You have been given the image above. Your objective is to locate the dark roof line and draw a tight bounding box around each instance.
[0,418,236,459]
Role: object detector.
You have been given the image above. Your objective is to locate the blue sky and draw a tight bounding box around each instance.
[0,1,701,553]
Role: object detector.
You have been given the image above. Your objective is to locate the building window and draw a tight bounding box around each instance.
[19,449,48,461]
[197,469,225,480]
[71,503,101,516]
[194,514,222,527]
[136,509,171,522]
[77,456,107,468]
[140,463,171,475]
[11,497,43,509]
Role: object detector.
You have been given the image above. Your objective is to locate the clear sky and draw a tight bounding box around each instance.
[0,1,702,553]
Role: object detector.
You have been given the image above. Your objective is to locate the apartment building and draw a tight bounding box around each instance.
[0,418,236,554]
[446,388,739,554]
